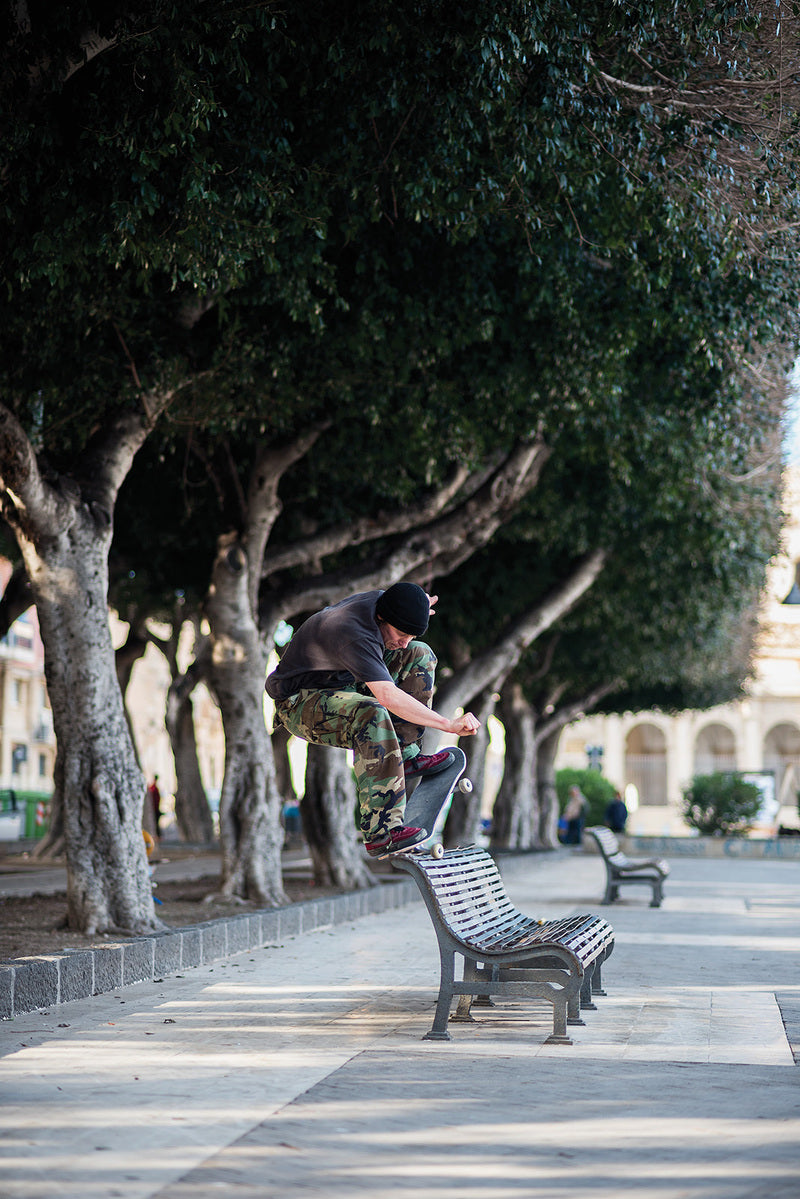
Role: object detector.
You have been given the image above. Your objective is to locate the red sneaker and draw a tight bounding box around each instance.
[403,750,454,779]
[365,824,428,857]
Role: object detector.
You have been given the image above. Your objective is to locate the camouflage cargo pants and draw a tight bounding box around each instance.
[274,642,436,839]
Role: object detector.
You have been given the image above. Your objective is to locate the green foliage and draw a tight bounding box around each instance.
[3,1,800,473]
[681,772,763,836]
[555,769,617,827]
[2,0,799,706]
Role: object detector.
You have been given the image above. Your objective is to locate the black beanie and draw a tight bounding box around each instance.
[375,582,430,636]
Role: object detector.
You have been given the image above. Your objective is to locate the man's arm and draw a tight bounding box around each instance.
[366,680,480,737]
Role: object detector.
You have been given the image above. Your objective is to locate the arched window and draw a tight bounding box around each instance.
[625,723,667,806]
[694,723,737,776]
[764,723,800,804]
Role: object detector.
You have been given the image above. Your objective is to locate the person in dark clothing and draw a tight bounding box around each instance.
[562,784,589,845]
[605,790,628,833]
[266,583,480,856]
[147,776,162,839]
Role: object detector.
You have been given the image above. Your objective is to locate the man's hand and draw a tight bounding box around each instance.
[449,711,480,737]
[426,592,438,616]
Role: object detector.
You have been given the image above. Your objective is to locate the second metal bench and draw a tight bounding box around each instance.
[586,825,669,908]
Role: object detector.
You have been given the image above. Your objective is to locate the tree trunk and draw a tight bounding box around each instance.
[301,743,377,888]
[536,727,563,849]
[444,687,496,846]
[166,688,215,845]
[206,534,286,905]
[24,520,158,934]
[0,399,167,932]
[160,620,216,845]
[491,683,538,849]
[530,682,621,849]
[271,722,297,806]
[188,432,328,903]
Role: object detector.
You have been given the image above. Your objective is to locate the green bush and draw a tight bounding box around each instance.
[681,772,762,837]
[555,769,617,828]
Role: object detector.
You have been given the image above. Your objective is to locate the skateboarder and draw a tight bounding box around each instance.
[265,583,480,856]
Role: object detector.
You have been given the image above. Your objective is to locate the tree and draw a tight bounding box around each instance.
[0,2,377,926]
[431,346,785,849]
[0,401,173,933]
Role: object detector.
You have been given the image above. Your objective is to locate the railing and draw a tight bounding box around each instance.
[624,754,667,806]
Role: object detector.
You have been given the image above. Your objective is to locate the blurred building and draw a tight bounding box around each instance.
[555,466,800,835]
[0,562,54,796]
[0,580,225,831]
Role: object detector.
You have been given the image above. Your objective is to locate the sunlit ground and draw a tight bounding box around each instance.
[1,855,799,1199]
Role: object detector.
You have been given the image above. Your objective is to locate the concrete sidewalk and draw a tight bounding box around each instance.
[1,850,799,1199]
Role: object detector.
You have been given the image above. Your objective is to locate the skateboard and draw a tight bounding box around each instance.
[384,746,472,859]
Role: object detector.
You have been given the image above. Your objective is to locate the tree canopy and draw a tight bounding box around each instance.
[2,1,800,908]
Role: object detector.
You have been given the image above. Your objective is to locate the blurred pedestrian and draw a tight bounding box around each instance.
[605,789,628,834]
[563,784,588,845]
[146,775,162,839]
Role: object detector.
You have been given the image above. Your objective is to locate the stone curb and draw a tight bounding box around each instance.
[0,877,419,1020]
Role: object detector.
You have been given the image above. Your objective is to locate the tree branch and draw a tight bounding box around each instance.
[245,422,331,614]
[77,386,180,523]
[261,440,550,625]
[0,403,73,543]
[533,679,622,748]
[0,560,33,639]
[262,460,474,578]
[433,548,608,717]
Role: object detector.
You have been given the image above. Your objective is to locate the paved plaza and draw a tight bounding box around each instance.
[0,849,798,1198]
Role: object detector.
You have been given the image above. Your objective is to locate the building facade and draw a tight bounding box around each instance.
[0,558,55,797]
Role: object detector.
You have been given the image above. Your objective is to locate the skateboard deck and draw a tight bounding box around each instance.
[388,746,472,859]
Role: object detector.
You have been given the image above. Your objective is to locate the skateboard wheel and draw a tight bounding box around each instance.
[431,843,445,859]
[457,777,473,793]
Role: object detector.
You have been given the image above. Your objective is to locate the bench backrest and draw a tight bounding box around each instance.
[395,846,610,962]
[586,826,622,861]
[405,845,523,943]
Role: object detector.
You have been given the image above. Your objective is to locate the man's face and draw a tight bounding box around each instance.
[378,620,415,651]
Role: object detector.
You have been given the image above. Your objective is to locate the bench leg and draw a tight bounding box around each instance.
[545,995,573,1045]
[580,967,598,1011]
[650,881,663,908]
[592,956,607,997]
[567,991,585,1026]
[423,947,455,1041]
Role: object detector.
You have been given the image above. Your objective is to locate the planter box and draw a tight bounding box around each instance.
[621,833,800,860]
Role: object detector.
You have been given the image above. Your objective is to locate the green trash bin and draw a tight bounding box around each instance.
[24,796,51,838]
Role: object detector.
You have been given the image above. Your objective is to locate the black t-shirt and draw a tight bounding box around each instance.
[265,591,393,700]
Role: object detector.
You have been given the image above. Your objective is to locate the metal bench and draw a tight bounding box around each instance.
[586,826,669,908]
[392,845,614,1044]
